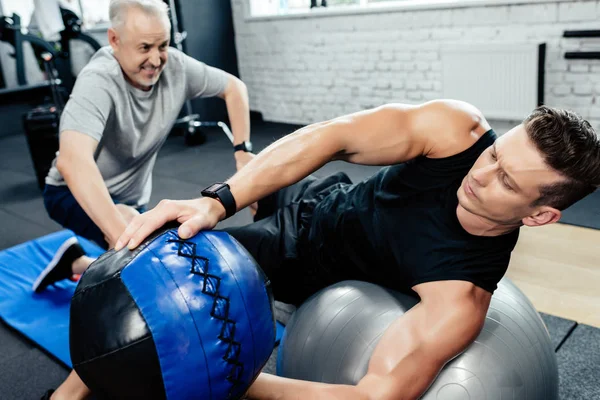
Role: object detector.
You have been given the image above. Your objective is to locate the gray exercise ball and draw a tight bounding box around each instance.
[277,279,558,399]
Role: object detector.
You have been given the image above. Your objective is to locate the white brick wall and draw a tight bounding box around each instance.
[232,0,600,130]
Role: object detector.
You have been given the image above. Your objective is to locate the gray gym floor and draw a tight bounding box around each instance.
[0,122,598,399]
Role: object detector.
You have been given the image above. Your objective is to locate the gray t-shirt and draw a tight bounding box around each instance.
[46,46,228,206]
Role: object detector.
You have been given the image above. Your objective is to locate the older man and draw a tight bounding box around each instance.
[33,0,253,294]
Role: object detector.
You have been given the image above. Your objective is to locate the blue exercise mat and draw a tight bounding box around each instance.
[0,230,104,367]
[0,230,286,369]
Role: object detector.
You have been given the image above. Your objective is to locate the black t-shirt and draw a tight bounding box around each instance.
[304,129,519,294]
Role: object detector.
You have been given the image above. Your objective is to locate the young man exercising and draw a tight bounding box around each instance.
[53,100,600,399]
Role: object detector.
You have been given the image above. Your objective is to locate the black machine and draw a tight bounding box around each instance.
[0,13,59,86]
[0,10,101,91]
[22,50,65,190]
[22,104,60,190]
[0,13,65,189]
[57,7,102,92]
[0,10,101,190]
[0,14,62,108]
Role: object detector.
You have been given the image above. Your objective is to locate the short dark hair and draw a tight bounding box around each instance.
[524,106,600,210]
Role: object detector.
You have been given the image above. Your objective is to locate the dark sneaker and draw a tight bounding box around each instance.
[40,389,54,400]
[32,237,85,293]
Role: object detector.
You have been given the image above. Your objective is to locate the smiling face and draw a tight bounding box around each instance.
[457,124,565,228]
[108,6,170,91]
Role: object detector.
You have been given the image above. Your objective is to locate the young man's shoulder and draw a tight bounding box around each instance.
[412,99,492,159]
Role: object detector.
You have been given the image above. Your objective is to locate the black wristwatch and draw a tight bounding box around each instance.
[233,141,253,153]
[201,183,237,219]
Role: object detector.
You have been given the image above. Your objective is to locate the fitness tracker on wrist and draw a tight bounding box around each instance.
[201,183,237,219]
[233,141,253,153]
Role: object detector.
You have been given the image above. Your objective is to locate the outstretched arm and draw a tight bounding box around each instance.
[116,100,484,248]
[247,281,491,400]
[218,75,253,171]
[227,99,483,212]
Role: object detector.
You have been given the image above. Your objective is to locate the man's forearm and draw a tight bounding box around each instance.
[225,120,336,211]
[245,354,440,400]
[60,158,127,244]
[246,373,368,400]
[225,80,250,145]
[245,293,484,400]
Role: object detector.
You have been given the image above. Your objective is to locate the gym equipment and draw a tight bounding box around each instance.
[22,104,60,190]
[311,0,328,8]
[0,13,60,87]
[57,7,102,92]
[0,10,101,92]
[0,230,104,367]
[1,10,100,190]
[0,229,285,371]
[70,228,276,400]
[278,279,558,400]
[563,29,600,60]
[22,50,65,190]
[0,13,65,140]
[166,0,236,147]
[1,13,64,189]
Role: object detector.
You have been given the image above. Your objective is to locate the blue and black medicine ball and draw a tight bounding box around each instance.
[69,227,275,400]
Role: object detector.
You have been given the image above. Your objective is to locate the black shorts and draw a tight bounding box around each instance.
[223,172,352,305]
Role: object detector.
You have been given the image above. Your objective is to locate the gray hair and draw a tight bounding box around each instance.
[109,0,171,31]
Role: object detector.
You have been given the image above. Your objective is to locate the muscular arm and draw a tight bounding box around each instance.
[246,281,491,400]
[227,99,485,212]
[56,130,128,245]
[114,100,488,248]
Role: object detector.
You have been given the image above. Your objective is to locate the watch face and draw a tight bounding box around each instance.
[204,183,223,193]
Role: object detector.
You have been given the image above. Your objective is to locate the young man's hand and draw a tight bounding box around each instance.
[114,197,225,250]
